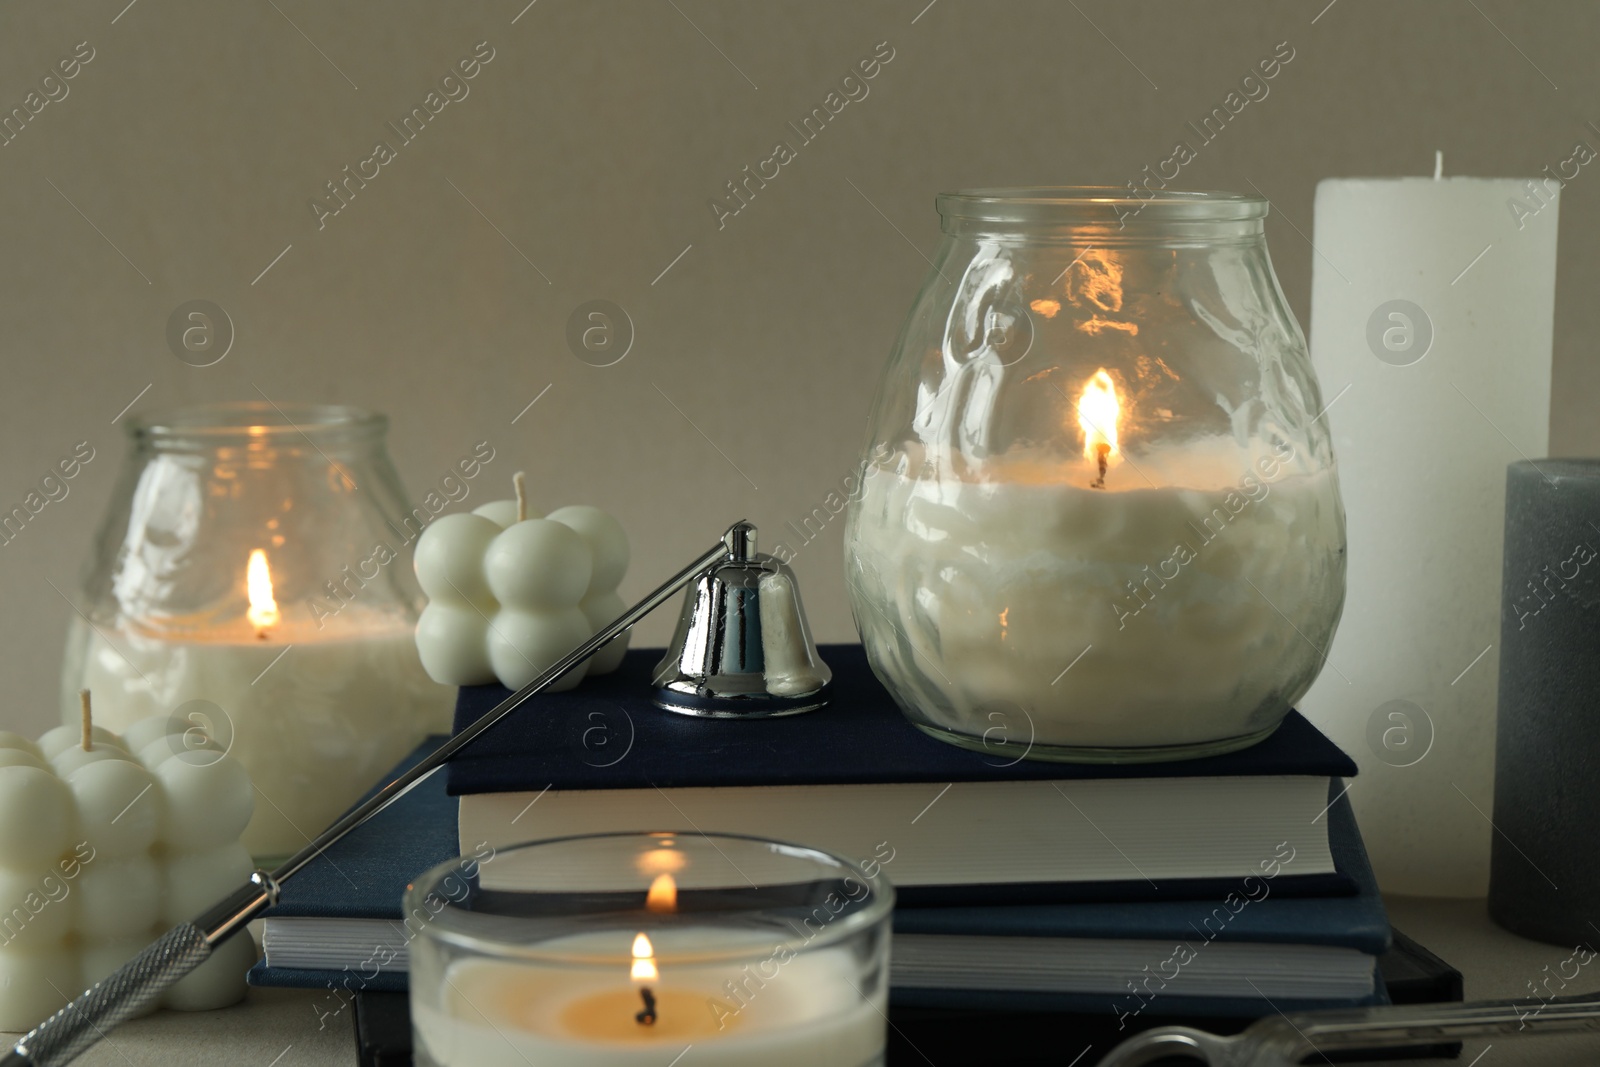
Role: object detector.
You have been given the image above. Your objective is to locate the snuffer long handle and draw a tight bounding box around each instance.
[1,874,274,1067]
[2,523,745,1067]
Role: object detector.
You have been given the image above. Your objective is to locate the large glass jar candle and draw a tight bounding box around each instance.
[844,188,1346,762]
[59,403,453,858]
[408,832,893,1067]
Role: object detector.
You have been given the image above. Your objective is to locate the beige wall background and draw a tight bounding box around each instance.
[0,0,1594,738]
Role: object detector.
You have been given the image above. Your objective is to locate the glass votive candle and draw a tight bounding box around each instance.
[844,188,1347,762]
[407,832,894,1067]
[59,402,453,860]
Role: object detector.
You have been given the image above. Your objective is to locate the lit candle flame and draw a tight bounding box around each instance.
[1077,369,1121,460]
[246,549,280,634]
[1077,369,1121,489]
[630,932,658,983]
[646,873,678,913]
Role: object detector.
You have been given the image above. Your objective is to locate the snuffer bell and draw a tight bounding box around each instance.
[652,521,831,717]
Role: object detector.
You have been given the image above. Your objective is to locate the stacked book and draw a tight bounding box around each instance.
[251,646,1453,1058]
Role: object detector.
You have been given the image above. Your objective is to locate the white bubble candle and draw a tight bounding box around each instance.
[413,474,633,690]
[0,697,256,1030]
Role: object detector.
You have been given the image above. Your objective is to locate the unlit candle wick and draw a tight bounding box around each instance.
[635,987,658,1026]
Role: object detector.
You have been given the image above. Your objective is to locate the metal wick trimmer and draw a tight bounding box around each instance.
[1,522,752,1067]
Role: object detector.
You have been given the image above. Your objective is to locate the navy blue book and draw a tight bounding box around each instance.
[451,645,1358,901]
[250,737,1388,1016]
[261,736,457,923]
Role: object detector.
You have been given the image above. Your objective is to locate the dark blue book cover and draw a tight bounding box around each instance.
[447,645,1357,794]
[265,735,458,921]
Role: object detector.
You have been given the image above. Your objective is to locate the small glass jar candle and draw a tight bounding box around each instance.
[408,832,893,1067]
[845,188,1346,763]
[58,403,453,859]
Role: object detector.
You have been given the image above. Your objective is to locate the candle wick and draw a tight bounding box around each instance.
[635,986,658,1026]
[79,689,92,752]
[1090,443,1110,490]
[513,471,528,524]
[1434,150,1444,180]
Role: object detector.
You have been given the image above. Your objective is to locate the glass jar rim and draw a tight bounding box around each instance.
[937,186,1268,225]
[406,830,896,967]
[126,401,386,445]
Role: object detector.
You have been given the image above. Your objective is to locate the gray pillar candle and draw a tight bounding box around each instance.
[1489,459,1600,944]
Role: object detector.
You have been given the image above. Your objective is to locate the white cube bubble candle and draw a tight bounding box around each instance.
[0,710,255,1030]
[414,476,633,690]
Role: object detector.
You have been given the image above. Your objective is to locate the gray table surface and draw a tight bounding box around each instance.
[8,896,1594,1066]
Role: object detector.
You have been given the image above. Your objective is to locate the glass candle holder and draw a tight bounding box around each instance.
[844,188,1346,763]
[58,402,453,859]
[408,832,894,1067]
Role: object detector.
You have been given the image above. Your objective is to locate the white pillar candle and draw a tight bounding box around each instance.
[0,714,256,1029]
[413,937,884,1067]
[1299,170,1559,895]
